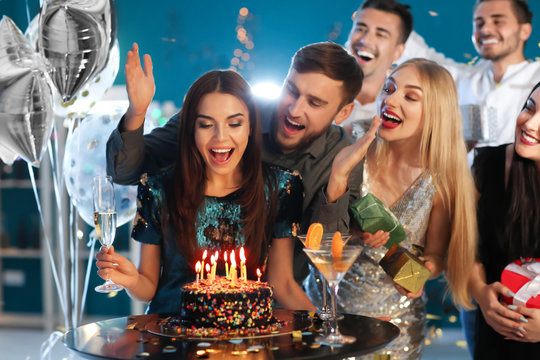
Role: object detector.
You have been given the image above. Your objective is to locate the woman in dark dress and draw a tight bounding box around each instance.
[469,81,540,358]
[95,44,315,313]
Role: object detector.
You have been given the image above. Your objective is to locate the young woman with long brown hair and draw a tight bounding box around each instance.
[96,44,315,313]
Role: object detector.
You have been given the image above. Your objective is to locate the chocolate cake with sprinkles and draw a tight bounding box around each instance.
[179,276,275,334]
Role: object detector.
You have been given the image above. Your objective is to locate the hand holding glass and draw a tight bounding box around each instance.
[93,175,123,293]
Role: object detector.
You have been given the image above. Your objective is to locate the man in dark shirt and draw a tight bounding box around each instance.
[106,42,365,282]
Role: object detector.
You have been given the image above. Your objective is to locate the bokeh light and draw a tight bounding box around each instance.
[252,82,281,100]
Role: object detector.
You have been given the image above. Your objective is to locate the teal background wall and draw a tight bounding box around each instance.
[2,0,539,107]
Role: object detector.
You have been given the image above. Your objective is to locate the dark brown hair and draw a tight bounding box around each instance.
[474,0,533,24]
[291,42,363,107]
[167,70,268,268]
[504,81,540,259]
[360,0,413,43]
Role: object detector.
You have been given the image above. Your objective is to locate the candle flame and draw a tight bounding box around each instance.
[214,250,219,260]
[231,250,236,267]
[210,254,215,264]
[257,268,261,277]
[240,247,246,262]
[224,251,228,261]
[202,249,208,259]
[196,261,201,272]
[206,263,210,273]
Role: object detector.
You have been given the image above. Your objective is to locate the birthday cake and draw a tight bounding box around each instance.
[180,276,274,331]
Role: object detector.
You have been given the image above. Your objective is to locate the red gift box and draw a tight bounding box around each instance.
[500,258,540,309]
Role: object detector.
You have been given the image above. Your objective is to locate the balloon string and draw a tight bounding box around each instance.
[39,330,64,360]
[69,202,77,330]
[47,132,71,328]
[27,163,68,325]
[80,230,98,325]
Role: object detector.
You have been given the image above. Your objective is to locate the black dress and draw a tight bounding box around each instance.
[473,145,540,359]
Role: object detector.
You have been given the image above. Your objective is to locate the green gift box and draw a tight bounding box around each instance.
[379,244,431,294]
[349,193,407,249]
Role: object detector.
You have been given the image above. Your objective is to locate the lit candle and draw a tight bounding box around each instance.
[224,251,229,279]
[240,247,247,281]
[205,263,211,282]
[214,250,219,279]
[230,250,237,286]
[210,255,216,281]
[201,250,208,280]
[256,268,261,282]
[196,261,202,283]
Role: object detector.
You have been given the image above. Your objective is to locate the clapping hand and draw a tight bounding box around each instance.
[326,115,382,202]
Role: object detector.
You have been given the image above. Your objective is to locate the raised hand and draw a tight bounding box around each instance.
[326,115,382,202]
[124,43,155,130]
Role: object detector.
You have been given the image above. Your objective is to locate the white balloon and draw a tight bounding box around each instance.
[63,104,156,227]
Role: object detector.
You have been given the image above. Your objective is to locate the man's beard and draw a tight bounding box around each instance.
[271,118,332,154]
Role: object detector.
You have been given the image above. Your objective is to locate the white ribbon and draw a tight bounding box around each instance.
[505,260,540,307]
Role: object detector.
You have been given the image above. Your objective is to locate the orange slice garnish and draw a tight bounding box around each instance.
[332,231,343,258]
[306,223,323,249]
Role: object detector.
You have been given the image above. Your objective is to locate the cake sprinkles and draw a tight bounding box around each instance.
[159,276,284,337]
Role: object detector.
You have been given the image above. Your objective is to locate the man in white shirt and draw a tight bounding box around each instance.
[340,0,413,137]
[458,0,539,153]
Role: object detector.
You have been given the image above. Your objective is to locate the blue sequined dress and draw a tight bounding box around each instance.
[304,161,436,359]
[132,166,303,314]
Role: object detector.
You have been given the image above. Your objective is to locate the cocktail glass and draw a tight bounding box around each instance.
[303,245,362,345]
[297,233,351,320]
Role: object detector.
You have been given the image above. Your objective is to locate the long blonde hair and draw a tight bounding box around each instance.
[375,59,477,308]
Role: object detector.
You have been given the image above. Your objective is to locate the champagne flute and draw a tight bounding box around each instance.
[93,175,123,293]
[297,233,351,320]
[303,245,362,345]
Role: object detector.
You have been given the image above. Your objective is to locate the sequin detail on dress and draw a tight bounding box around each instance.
[305,161,435,360]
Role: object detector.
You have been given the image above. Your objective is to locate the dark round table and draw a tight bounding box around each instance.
[63,310,399,359]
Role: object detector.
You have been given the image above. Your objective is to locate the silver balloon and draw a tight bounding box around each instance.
[53,40,120,119]
[39,0,115,102]
[26,15,119,119]
[63,104,156,227]
[0,16,54,166]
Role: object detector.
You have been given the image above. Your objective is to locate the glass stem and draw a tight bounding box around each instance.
[322,276,328,311]
[331,283,339,336]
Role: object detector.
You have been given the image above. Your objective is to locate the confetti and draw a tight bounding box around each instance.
[162,345,177,353]
[291,330,302,340]
[428,10,439,16]
[231,350,248,356]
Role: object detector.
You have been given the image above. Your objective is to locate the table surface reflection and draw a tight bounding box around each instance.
[63,310,399,360]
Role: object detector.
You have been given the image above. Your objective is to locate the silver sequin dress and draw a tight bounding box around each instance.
[304,162,436,359]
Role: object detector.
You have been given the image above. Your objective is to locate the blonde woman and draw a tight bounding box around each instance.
[305,58,477,359]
